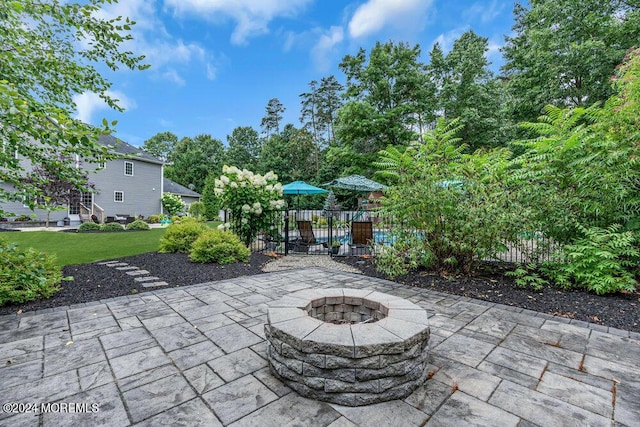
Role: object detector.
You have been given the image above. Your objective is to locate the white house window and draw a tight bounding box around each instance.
[98,161,106,169]
[114,191,124,202]
[124,161,134,176]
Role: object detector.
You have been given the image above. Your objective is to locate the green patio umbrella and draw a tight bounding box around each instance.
[323,175,387,192]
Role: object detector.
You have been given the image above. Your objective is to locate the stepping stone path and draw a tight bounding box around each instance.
[97,260,169,288]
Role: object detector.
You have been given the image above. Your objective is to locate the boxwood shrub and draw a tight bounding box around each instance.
[78,222,101,232]
[146,214,161,224]
[126,219,150,231]
[101,222,124,232]
[0,239,62,305]
[159,221,208,253]
[189,230,250,264]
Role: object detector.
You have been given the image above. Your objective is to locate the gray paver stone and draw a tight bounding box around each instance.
[229,392,341,427]
[202,375,278,425]
[122,374,196,423]
[427,391,519,427]
[207,347,267,382]
[43,382,128,427]
[489,380,612,427]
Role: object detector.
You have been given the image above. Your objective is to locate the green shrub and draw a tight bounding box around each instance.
[77,222,101,232]
[147,214,161,224]
[375,118,517,274]
[201,174,221,221]
[542,224,639,295]
[159,221,208,253]
[189,229,250,264]
[0,239,63,305]
[100,222,124,232]
[189,201,205,219]
[126,219,150,231]
[505,263,548,290]
[373,237,434,279]
[179,216,198,224]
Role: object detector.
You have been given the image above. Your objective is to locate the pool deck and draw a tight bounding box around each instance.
[0,268,639,426]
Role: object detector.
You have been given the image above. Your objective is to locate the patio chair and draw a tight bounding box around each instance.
[350,221,373,255]
[292,220,318,253]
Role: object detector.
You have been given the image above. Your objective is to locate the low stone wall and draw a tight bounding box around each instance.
[265,288,430,406]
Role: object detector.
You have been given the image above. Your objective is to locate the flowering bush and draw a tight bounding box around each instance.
[214,166,285,246]
[162,193,186,216]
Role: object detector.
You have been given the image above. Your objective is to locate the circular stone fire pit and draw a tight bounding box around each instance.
[265,288,430,406]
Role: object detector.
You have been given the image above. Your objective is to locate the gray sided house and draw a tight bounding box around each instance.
[1,135,164,225]
[163,178,201,208]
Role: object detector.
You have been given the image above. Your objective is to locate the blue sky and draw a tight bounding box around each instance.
[74,0,518,147]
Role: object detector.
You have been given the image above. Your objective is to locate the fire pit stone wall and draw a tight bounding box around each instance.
[265,288,430,406]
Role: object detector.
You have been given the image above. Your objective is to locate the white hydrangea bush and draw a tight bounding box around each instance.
[214,166,285,245]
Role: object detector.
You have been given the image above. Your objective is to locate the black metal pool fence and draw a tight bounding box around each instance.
[224,209,559,263]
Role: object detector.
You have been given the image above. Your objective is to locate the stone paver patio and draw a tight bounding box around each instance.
[0,268,638,426]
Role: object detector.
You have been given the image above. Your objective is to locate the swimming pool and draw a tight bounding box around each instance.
[315,230,412,246]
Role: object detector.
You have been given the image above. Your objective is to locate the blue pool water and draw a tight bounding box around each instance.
[315,230,402,245]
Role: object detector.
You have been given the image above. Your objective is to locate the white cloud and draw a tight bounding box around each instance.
[311,26,344,71]
[158,118,173,128]
[206,63,217,80]
[464,0,506,23]
[73,90,135,124]
[348,0,434,39]
[162,69,186,86]
[164,0,312,45]
[94,0,213,83]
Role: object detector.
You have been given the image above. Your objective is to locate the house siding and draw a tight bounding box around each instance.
[1,136,164,223]
[93,158,162,218]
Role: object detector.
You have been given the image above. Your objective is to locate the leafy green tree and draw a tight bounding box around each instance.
[258,124,316,183]
[141,131,178,162]
[225,126,261,171]
[300,80,324,174]
[436,31,505,150]
[23,157,95,227]
[317,76,344,143]
[260,98,285,139]
[502,0,640,123]
[165,134,225,193]
[0,0,147,215]
[300,76,345,173]
[338,41,433,151]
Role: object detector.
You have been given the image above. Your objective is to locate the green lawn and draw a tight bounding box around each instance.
[2,228,168,266]
[1,220,223,266]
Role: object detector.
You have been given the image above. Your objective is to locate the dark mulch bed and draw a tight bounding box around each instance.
[1,252,638,335]
[334,257,639,334]
[0,252,272,317]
